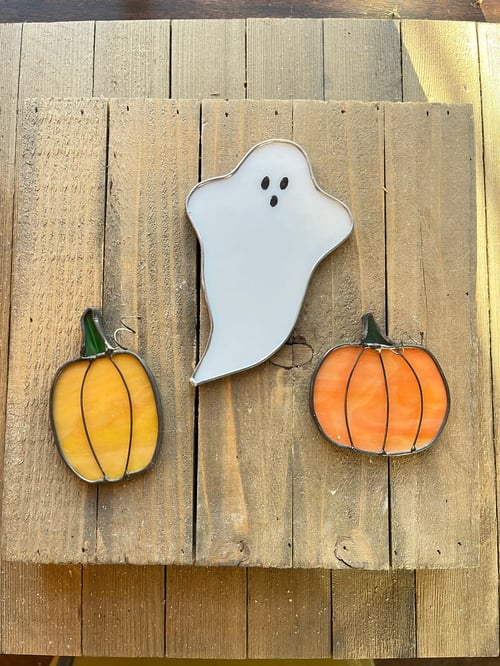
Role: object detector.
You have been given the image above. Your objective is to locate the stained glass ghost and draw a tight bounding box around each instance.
[186,139,354,385]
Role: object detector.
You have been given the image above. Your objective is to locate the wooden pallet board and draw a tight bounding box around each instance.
[1,98,478,572]
[0,17,498,659]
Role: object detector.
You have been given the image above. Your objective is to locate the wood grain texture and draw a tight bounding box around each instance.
[332,570,416,658]
[247,568,331,658]
[402,19,498,656]
[323,19,402,101]
[386,103,479,568]
[479,20,500,571]
[1,562,82,655]
[165,566,246,658]
[82,565,165,656]
[291,100,389,569]
[171,19,245,98]
[0,21,22,509]
[0,0,496,22]
[93,20,170,97]
[96,99,199,564]
[18,22,94,98]
[1,99,107,563]
[195,99,294,568]
[246,18,323,99]
[0,16,496,660]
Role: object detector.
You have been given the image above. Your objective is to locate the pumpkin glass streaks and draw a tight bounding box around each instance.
[310,313,450,456]
[50,308,162,483]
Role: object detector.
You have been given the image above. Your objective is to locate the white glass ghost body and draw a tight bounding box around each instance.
[186,139,354,386]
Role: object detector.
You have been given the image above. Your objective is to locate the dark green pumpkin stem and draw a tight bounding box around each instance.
[361,312,394,347]
[81,308,114,357]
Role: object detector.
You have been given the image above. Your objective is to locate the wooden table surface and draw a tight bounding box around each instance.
[0,3,499,662]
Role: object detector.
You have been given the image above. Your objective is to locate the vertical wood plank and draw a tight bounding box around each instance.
[2,99,107,563]
[19,22,94,98]
[194,100,294,567]
[0,25,22,414]
[1,562,82,655]
[402,20,498,656]
[195,100,294,568]
[248,568,331,658]
[171,19,246,98]
[478,28,500,640]
[0,24,22,554]
[82,565,165,656]
[332,570,416,659]
[318,21,413,661]
[170,23,251,658]
[165,566,246,658]
[95,99,199,565]
[323,19,402,101]
[2,21,96,655]
[93,20,170,97]
[291,100,389,569]
[387,103,478,568]
[246,18,323,99]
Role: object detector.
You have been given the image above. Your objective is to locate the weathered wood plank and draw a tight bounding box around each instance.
[315,23,413,662]
[402,19,498,656]
[18,22,94,98]
[291,100,389,569]
[0,23,21,398]
[247,568,331,658]
[171,19,245,98]
[0,21,22,524]
[386,102,478,568]
[323,19,402,101]
[332,570,416,658]
[165,566,247,658]
[93,20,170,97]
[1,99,107,563]
[195,99,294,568]
[478,21,500,610]
[0,23,23,656]
[82,565,165,656]
[1,562,82,655]
[97,98,199,564]
[246,18,323,99]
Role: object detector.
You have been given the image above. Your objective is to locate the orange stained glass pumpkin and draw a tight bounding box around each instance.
[310,313,450,456]
[50,308,162,483]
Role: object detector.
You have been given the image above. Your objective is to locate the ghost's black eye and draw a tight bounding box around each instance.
[280,177,289,190]
[261,176,270,190]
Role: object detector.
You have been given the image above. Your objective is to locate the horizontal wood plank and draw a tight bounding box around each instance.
[0,1,495,22]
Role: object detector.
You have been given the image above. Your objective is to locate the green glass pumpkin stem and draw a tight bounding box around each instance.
[361,312,394,347]
[81,308,114,357]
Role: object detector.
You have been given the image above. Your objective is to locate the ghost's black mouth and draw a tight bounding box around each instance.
[270,195,278,207]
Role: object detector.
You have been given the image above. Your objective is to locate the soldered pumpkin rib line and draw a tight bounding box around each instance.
[344,347,364,450]
[400,351,424,452]
[110,356,134,477]
[378,351,390,454]
[80,360,106,480]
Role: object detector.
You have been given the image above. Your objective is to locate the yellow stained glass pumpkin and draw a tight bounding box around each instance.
[50,308,162,483]
[310,313,450,456]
